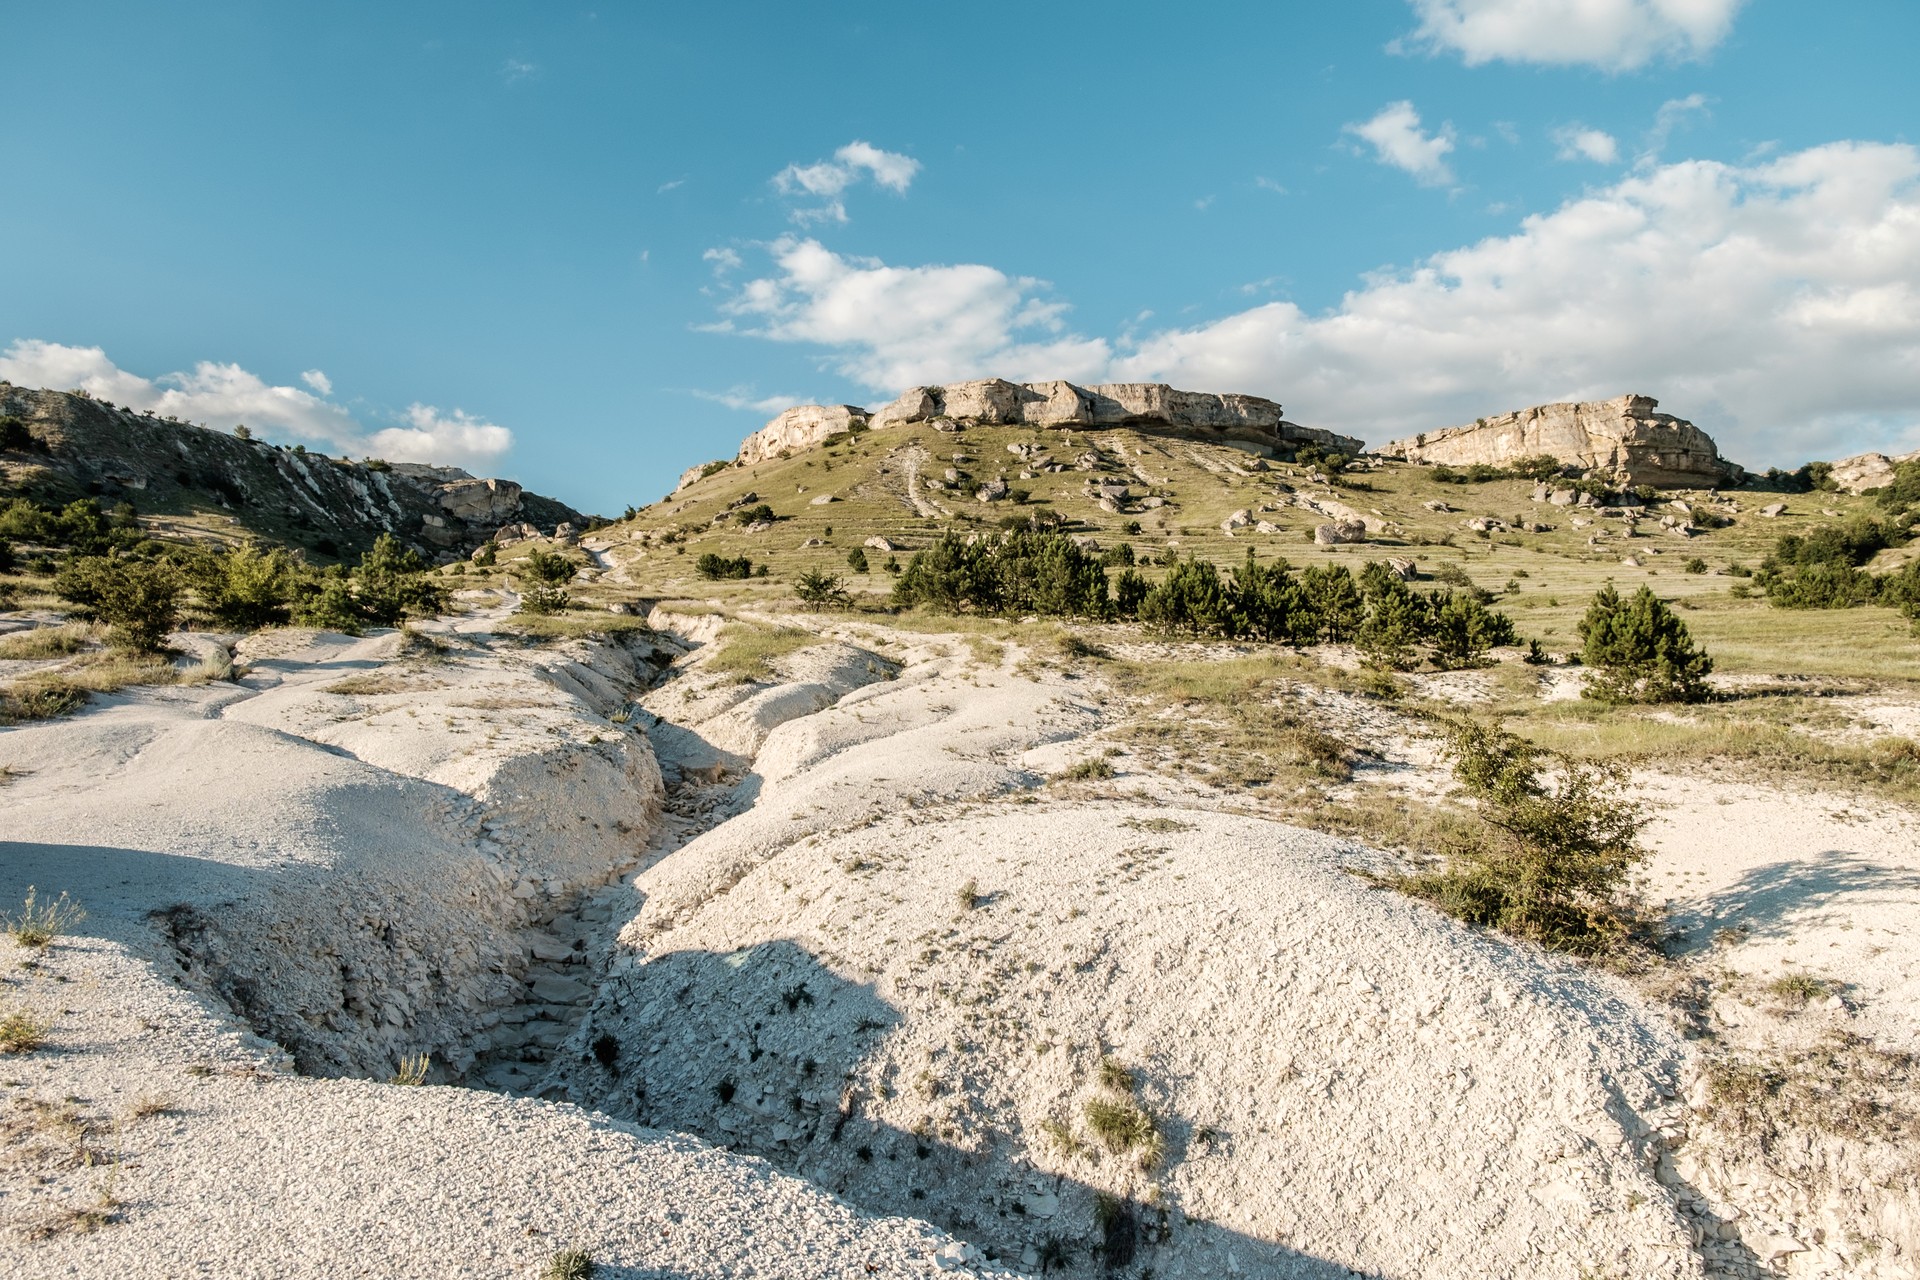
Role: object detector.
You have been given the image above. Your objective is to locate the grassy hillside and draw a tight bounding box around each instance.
[564,421,1918,683]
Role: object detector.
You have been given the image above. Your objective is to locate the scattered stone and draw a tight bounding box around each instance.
[809,494,837,505]
[1759,502,1788,518]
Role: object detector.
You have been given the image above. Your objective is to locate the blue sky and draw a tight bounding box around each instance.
[3,1,1917,512]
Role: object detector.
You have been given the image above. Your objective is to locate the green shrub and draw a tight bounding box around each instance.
[516,547,577,615]
[189,544,301,629]
[54,554,183,651]
[295,570,363,633]
[845,547,869,573]
[734,503,775,526]
[351,534,447,626]
[1398,722,1650,956]
[794,569,853,610]
[1577,584,1712,703]
[695,552,755,580]
[541,1249,596,1280]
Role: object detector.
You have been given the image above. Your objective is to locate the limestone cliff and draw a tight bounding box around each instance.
[735,379,1361,463]
[1379,395,1738,488]
[735,404,870,466]
[0,384,585,561]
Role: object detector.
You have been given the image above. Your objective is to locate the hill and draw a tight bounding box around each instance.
[0,382,586,561]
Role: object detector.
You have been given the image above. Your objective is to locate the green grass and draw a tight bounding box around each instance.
[705,621,819,682]
[603,426,1912,687]
[500,611,658,642]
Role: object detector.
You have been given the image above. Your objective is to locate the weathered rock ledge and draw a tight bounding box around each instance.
[732,379,1362,466]
[1379,394,1740,488]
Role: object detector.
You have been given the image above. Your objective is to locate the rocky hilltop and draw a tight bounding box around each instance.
[1379,395,1740,488]
[0,383,585,560]
[729,378,1363,469]
[1829,447,1920,494]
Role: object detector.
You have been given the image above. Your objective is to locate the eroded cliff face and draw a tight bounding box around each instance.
[729,379,1363,465]
[1379,395,1740,488]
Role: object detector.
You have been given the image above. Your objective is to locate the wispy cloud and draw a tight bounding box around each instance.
[772,140,921,225]
[1646,93,1711,157]
[657,177,687,193]
[691,386,806,415]
[1553,124,1621,164]
[1346,101,1456,186]
[501,58,540,84]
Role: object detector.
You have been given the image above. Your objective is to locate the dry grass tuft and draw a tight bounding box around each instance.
[0,623,93,660]
[0,1008,51,1054]
[706,622,817,683]
[6,886,86,948]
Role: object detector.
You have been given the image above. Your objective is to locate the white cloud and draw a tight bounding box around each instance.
[714,236,1110,393]
[0,340,514,468]
[368,405,514,465]
[1254,176,1288,195]
[1347,102,1456,186]
[772,141,921,225]
[1110,141,1920,465]
[692,386,806,415]
[1404,0,1746,71]
[1647,93,1711,155]
[703,247,744,274]
[657,177,686,193]
[1554,125,1622,164]
[501,58,539,84]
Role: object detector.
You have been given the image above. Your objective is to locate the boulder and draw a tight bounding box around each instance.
[736,404,869,465]
[493,522,542,547]
[1828,449,1919,494]
[864,536,902,552]
[1314,519,1367,545]
[1380,395,1739,488]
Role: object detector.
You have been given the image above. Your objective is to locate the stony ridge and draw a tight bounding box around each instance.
[727,379,1363,470]
[0,383,585,560]
[1378,394,1740,489]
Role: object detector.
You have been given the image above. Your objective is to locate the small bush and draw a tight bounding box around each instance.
[542,1249,596,1280]
[6,886,86,948]
[1577,584,1712,704]
[794,569,853,610]
[1056,756,1115,782]
[388,1053,431,1086]
[734,503,775,526]
[695,552,755,580]
[845,547,869,573]
[1397,722,1650,957]
[955,878,980,911]
[54,555,183,651]
[1766,973,1834,1007]
[0,1009,50,1054]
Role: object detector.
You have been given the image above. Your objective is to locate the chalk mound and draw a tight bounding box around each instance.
[568,806,1700,1279]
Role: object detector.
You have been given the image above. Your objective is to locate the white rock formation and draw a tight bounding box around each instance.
[1379,395,1738,488]
[1827,448,1919,494]
[736,404,870,465]
[734,380,1363,462]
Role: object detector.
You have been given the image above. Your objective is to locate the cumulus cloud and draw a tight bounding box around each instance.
[703,246,744,274]
[710,143,1920,467]
[1109,141,1920,465]
[772,141,922,225]
[1347,102,1456,186]
[714,236,1110,393]
[1404,0,1746,71]
[367,405,514,465]
[1554,125,1621,164]
[0,340,514,468]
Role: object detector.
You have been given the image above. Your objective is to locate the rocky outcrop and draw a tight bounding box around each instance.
[1827,449,1919,494]
[1379,395,1739,488]
[735,404,869,465]
[735,380,1362,463]
[0,384,585,560]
